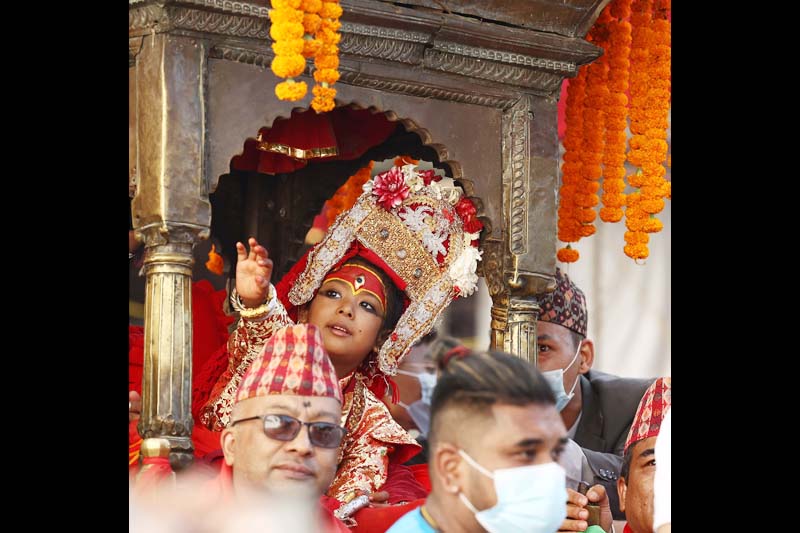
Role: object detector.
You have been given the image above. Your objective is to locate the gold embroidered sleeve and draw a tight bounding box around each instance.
[198,286,293,431]
[326,385,420,502]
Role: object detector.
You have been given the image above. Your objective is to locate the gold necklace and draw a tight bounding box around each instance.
[420,505,442,532]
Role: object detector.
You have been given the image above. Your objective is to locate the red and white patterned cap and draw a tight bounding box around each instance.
[624,377,671,454]
[235,323,342,404]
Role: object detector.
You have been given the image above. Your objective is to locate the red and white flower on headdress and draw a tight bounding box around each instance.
[368,166,411,210]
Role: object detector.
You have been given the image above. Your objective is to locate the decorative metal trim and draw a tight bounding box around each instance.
[129,4,165,32]
[169,6,268,39]
[433,41,576,74]
[129,0,269,17]
[130,4,267,39]
[425,50,563,93]
[130,166,139,199]
[129,36,144,66]
[337,68,518,109]
[209,44,272,67]
[508,100,530,255]
[177,0,269,18]
[256,138,338,159]
[340,32,424,64]
[481,240,506,300]
[340,22,430,44]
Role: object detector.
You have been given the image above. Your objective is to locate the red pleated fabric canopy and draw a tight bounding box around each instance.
[232,105,398,175]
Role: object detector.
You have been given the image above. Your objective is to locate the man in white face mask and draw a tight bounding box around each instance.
[384,332,442,442]
[386,346,613,533]
[536,268,654,520]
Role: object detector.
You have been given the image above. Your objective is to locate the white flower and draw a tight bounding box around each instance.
[398,206,431,232]
[443,187,463,206]
[448,245,483,296]
[406,173,424,192]
[426,180,443,200]
[401,163,417,182]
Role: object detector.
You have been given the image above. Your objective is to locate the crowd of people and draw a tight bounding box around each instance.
[130,160,671,533]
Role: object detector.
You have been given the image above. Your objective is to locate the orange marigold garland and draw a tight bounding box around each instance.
[270,0,308,101]
[311,0,342,113]
[557,67,588,262]
[600,0,632,223]
[623,0,653,260]
[639,0,670,241]
[300,0,323,58]
[324,161,374,227]
[577,9,611,238]
[205,244,224,276]
[558,0,670,264]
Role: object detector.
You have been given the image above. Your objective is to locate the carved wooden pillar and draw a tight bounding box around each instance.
[131,30,211,470]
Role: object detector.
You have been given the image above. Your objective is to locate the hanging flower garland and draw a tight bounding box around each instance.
[557,0,670,264]
[577,9,611,237]
[622,0,653,260]
[300,0,323,59]
[268,0,342,112]
[557,10,611,263]
[324,161,374,227]
[311,0,342,113]
[557,68,587,263]
[205,244,224,276]
[599,0,632,223]
[269,0,308,101]
[637,0,671,247]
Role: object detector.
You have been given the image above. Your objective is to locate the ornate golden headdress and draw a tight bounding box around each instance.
[288,163,484,375]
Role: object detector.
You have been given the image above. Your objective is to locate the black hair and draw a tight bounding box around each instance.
[428,344,556,443]
[620,447,633,480]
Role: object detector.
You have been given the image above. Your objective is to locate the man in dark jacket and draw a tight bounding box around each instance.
[536,268,653,519]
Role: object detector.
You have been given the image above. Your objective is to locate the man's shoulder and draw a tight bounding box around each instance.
[586,369,653,388]
[584,370,654,405]
[385,508,432,533]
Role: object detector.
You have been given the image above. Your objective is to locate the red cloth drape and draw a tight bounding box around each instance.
[231,106,398,175]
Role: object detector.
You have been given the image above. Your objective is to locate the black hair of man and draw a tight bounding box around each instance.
[427,346,557,446]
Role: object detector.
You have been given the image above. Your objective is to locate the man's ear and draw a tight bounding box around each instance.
[578,338,595,374]
[221,428,236,467]
[616,476,627,513]
[433,442,464,494]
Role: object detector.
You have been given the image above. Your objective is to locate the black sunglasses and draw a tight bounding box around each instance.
[230,414,347,449]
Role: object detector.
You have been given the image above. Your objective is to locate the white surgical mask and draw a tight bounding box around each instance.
[541,340,582,412]
[396,369,437,437]
[457,450,567,533]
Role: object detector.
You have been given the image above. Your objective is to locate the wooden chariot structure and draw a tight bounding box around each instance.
[129,0,609,466]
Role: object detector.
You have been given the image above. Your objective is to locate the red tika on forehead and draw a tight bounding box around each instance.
[322,262,387,313]
[624,377,671,454]
[235,323,342,404]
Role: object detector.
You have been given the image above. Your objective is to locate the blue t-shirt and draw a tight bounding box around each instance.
[385,508,436,533]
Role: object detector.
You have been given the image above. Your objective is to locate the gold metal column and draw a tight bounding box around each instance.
[130,27,211,470]
[485,94,563,365]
